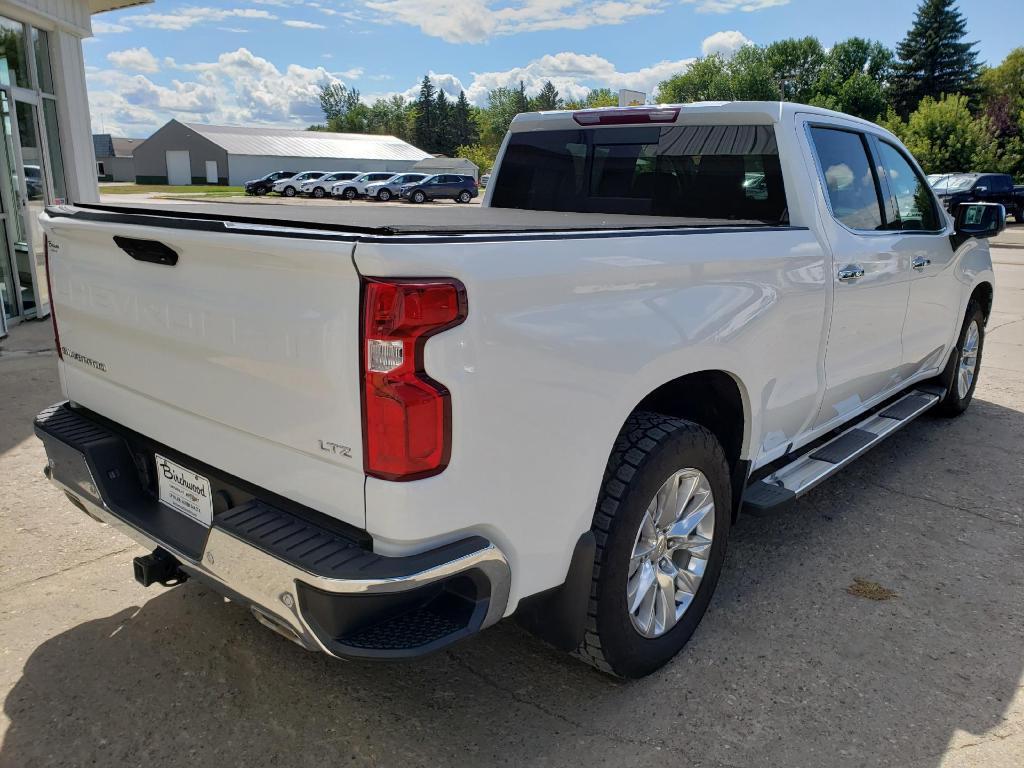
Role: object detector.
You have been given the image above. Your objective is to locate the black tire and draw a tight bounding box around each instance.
[575,412,732,678]
[312,187,325,199]
[457,190,472,203]
[935,299,985,416]
[411,190,427,204]
[343,187,357,200]
[283,186,296,197]
[377,188,392,202]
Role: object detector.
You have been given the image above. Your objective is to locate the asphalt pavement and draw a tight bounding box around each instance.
[1,226,1022,768]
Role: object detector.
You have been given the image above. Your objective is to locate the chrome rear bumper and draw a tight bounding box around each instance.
[35,402,510,659]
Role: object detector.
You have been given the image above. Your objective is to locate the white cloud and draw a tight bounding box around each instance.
[361,0,663,44]
[92,20,129,34]
[683,0,788,13]
[123,8,277,31]
[88,47,347,135]
[107,47,161,73]
[701,30,752,57]
[284,19,326,29]
[367,52,694,107]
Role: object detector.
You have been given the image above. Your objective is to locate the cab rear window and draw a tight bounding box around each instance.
[490,124,787,223]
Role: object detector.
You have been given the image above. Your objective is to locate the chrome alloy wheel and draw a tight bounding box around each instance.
[627,468,715,638]
[958,320,980,399]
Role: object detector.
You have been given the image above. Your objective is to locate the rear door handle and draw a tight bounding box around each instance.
[837,265,865,282]
[912,256,931,271]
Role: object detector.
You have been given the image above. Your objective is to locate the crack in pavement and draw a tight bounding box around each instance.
[865,481,1022,528]
[0,545,137,594]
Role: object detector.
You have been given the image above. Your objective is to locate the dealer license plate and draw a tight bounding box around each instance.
[155,453,213,527]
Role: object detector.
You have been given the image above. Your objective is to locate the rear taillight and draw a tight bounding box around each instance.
[361,278,467,481]
[43,236,62,359]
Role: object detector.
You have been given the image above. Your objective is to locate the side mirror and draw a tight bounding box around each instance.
[975,185,987,193]
[955,202,1006,239]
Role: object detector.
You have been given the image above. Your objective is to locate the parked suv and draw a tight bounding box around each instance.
[273,171,327,197]
[331,172,395,200]
[300,171,361,199]
[364,173,429,201]
[400,174,478,203]
[933,172,1023,222]
[244,171,297,195]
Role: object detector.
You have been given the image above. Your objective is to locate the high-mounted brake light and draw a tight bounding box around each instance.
[361,278,467,481]
[43,236,62,359]
[572,107,680,126]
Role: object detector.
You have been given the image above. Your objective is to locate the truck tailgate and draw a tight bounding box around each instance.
[41,212,366,529]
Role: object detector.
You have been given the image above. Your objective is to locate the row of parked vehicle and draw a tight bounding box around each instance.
[928,172,1024,223]
[243,170,480,203]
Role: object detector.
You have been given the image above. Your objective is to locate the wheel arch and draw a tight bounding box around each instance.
[627,369,752,519]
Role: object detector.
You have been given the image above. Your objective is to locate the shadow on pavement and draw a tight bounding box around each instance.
[2,397,1022,768]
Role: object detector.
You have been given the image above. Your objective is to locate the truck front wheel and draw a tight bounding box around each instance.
[935,299,985,416]
[575,412,731,678]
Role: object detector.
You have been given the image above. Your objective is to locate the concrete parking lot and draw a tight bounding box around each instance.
[1,225,1022,768]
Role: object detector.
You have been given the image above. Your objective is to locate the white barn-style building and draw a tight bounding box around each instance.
[132,120,434,186]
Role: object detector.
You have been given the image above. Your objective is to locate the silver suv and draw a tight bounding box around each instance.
[363,173,429,202]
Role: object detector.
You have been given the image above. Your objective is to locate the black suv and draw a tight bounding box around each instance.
[933,172,1023,222]
[244,170,297,195]
[400,174,478,204]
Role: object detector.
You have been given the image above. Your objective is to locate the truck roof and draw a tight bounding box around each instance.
[510,100,886,133]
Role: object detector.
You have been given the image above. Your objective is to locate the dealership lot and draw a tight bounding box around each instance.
[0,227,1022,767]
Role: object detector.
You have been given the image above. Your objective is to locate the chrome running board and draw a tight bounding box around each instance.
[743,388,942,513]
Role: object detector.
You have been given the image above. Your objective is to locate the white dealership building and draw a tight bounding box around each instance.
[0,0,149,337]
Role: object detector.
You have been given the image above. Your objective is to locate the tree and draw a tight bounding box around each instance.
[434,87,454,155]
[564,88,619,109]
[881,94,995,173]
[981,47,1024,134]
[764,37,825,102]
[656,48,776,103]
[456,143,497,175]
[452,91,478,149]
[318,83,368,132]
[891,0,981,115]
[532,80,562,111]
[810,38,893,119]
[413,75,438,152]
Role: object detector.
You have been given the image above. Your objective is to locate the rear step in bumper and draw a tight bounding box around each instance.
[34,402,510,659]
[743,388,942,513]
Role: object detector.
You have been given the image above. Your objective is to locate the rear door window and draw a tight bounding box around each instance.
[809,127,885,231]
[490,124,787,222]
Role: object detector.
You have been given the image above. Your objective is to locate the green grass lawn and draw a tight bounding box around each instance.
[101,184,245,197]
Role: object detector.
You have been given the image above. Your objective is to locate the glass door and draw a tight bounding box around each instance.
[10,94,48,317]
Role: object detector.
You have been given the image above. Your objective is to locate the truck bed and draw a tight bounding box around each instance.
[53,201,786,237]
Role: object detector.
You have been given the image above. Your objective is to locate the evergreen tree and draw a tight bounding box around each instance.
[434,88,454,155]
[532,80,562,111]
[892,0,980,115]
[414,75,437,151]
[452,91,478,149]
[515,81,530,114]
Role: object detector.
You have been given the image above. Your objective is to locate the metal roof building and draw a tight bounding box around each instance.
[93,134,144,182]
[132,119,432,186]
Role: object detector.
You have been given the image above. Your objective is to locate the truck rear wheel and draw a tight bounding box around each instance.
[575,412,731,678]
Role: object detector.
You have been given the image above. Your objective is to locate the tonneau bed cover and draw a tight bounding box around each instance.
[48,201,786,237]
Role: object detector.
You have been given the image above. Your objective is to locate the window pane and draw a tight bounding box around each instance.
[42,99,66,201]
[32,28,54,94]
[809,127,884,231]
[491,124,788,223]
[0,17,28,88]
[876,141,940,231]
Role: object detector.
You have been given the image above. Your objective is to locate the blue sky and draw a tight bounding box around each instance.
[85,0,1017,137]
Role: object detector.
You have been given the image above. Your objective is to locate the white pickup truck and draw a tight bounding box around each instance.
[35,102,1003,678]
